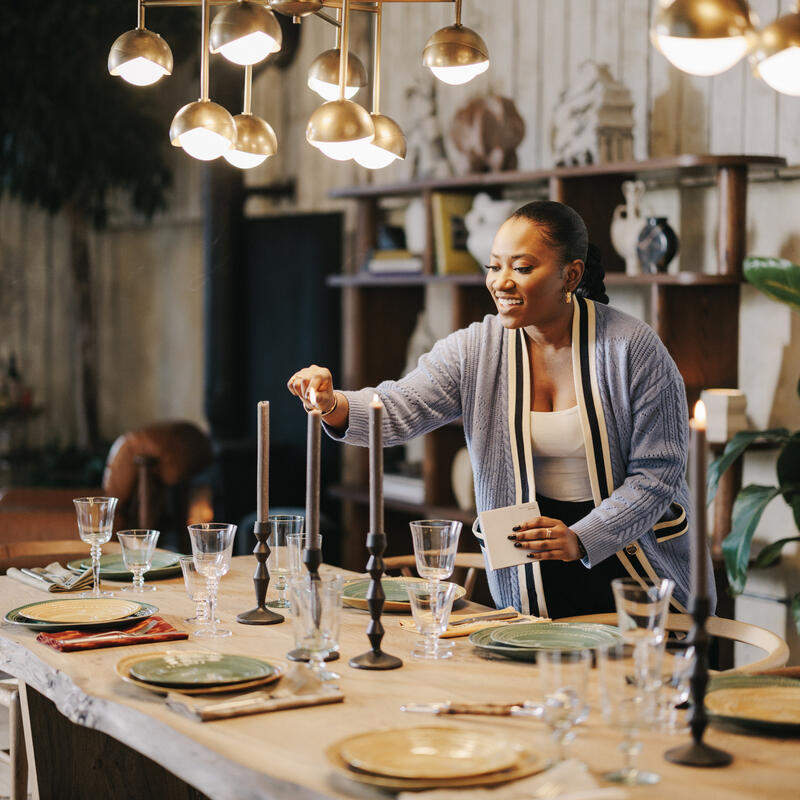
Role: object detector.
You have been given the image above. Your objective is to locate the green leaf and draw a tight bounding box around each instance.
[707,428,790,503]
[792,593,800,635]
[753,537,800,567]
[722,485,782,594]
[776,434,800,530]
[744,257,800,314]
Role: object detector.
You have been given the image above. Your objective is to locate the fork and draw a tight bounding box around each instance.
[76,619,161,643]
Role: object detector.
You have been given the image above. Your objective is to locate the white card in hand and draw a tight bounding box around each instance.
[478,501,542,571]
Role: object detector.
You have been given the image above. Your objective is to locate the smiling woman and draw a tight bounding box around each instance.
[286,200,710,620]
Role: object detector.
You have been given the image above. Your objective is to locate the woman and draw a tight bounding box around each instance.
[288,201,714,618]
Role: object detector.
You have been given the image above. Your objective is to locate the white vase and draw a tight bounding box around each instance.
[610,180,646,276]
[464,193,517,267]
[404,198,427,255]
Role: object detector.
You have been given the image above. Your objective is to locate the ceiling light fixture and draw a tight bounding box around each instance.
[650,0,756,76]
[209,0,283,66]
[422,0,489,85]
[355,1,406,170]
[750,8,800,95]
[307,11,368,102]
[108,0,173,86]
[224,65,279,168]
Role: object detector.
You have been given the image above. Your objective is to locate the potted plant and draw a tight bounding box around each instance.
[708,257,800,631]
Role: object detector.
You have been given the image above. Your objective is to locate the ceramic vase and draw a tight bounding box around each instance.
[636,217,679,274]
[610,180,646,276]
[464,193,517,267]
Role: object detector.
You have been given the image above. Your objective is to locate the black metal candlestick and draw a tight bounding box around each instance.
[664,596,732,767]
[349,531,403,670]
[236,520,284,625]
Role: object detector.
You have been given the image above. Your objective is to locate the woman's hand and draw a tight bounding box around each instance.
[508,516,583,562]
[287,365,336,413]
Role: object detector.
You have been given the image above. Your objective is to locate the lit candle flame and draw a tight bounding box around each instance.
[693,399,706,430]
[308,387,317,407]
[370,392,382,407]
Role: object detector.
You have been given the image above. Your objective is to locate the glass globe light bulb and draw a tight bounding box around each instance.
[177,128,233,161]
[354,143,400,169]
[223,149,269,168]
[115,56,170,86]
[429,60,489,85]
[312,137,372,161]
[758,46,800,95]
[307,77,360,102]
[655,34,749,76]
[217,31,280,65]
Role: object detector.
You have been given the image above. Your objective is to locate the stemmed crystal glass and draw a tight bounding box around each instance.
[409,519,462,592]
[116,529,160,592]
[73,496,118,598]
[537,649,591,762]
[187,523,236,638]
[179,555,210,624]
[405,580,457,660]
[659,645,695,734]
[266,515,304,608]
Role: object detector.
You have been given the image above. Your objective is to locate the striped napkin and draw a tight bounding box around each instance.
[36,616,188,652]
[6,562,93,593]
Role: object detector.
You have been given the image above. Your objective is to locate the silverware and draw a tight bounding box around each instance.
[400,701,532,716]
[76,619,161,643]
[449,611,519,627]
[21,568,58,584]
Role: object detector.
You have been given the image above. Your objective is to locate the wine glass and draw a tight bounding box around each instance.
[179,556,210,624]
[187,523,236,638]
[659,645,695,734]
[73,496,118,598]
[288,573,343,682]
[116,529,159,592]
[409,519,462,591]
[286,532,322,580]
[597,641,664,785]
[611,577,674,647]
[266,515,304,608]
[405,580,457,660]
[537,649,591,763]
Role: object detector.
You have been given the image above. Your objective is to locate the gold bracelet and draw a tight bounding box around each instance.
[320,392,339,417]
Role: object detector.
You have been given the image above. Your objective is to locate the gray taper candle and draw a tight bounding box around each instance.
[369,394,383,534]
[306,402,321,549]
[257,401,269,522]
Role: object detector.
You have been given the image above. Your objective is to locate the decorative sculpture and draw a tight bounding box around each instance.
[404,77,452,180]
[610,180,646,276]
[450,95,525,173]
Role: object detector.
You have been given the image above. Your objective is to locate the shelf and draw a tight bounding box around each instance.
[329,484,476,527]
[330,154,787,199]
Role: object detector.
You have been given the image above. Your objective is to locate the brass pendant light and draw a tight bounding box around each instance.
[224,65,279,168]
[307,10,368,102]
[422,0,489,85]
[108,0,173,86]
[750,8,800,95]
[269,0,324,17]
[210,0,283,66]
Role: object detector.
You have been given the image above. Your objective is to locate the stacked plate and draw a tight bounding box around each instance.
[4,597,158,632]
[342,577,466,612]
[115,650,285,696]
[326,726,548,790]
[470,621,624,662]
[67,551,182,581]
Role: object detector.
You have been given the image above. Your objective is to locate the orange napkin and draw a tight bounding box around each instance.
[36,616,188,652]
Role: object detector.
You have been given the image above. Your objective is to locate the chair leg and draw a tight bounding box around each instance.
[8,688,27,800]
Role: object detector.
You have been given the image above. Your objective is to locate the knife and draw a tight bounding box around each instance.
[449,611,520,627]
[20,568,58,584]
[400,701,538,716]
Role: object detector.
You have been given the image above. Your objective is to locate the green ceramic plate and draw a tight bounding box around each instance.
[469,626,539,662]
[342,577,466,612]
[129,652,276,687]
[706,674,800,737]
[4,601,157,632]
[489,622,624,651]
[67,551,182,581]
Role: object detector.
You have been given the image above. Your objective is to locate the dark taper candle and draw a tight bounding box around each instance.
[257,401,269,522]
[369,394,384,534]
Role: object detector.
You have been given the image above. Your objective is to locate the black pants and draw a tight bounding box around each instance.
[531,494,629,619]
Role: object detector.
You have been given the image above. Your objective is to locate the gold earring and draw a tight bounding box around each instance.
[565,289,572,304]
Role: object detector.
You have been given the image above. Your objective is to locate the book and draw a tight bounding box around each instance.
[366,249,424,274]
[431,193,482,275]
[477,500,542,571]
[382,473,425,504]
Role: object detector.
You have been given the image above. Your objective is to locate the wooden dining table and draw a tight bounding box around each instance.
[0,556,798,800]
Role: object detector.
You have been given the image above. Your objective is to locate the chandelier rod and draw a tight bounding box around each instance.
[372,1,381,113]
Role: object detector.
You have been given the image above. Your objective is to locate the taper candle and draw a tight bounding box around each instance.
[689,400,708,599]
[306,388,322,549]
[369,393,384,534]
[257,401,269,523]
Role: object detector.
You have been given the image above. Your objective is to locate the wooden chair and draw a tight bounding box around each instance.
[382,552,486,601]
[559,612,790,674]
[0,680,27,800]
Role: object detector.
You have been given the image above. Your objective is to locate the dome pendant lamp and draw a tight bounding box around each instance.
[170,0,236,161]
[307,8,368,102]
[422,0,490,85]
[108,0,173,86]
[306,0,374,161]
[224,65,278,169]
[750,8,800,95]
[209,0,283,66]
[354,2,406,170]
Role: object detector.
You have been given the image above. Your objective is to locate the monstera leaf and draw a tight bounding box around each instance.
[743,257,800,314]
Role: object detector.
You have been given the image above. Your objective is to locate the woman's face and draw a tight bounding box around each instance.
[486,217,582,329]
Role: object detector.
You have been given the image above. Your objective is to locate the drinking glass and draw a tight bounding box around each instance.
[659,645,695,734]
[73,496,118,598]
[116,529,159,592]
[187,523,236,638]
[537,649,591,763]
[286,532,322,579]
[179,556,210,624]
[405,580,457,660]
[409,519,461,591]
[611,577,674,646]
[597,641,664,785]
[288,573,343,682]
[266,515,304,608]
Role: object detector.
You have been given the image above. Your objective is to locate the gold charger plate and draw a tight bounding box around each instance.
[115,650,286,696]
[705,676,800,735]
[336,725,522,780]
[326,741,547,790]
[342,577,466,613]
[16,598,142,624]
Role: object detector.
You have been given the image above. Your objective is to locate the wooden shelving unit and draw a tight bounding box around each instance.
[328,155,786,570]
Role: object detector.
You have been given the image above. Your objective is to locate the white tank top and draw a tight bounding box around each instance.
[531,406,594,502]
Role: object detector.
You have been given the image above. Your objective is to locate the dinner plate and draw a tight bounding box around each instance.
[468,626,539,662]
[489,621,624,651]
[67,551,182,581]
[706,675,800,737]
[130,652,276,687]
[342,577,466,613]
[11,598,143,624]
[115,651,285,696]
[336,726,521,780]
[4,601,157,632]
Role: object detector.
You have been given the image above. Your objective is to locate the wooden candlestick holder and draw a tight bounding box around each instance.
[664,596,732,767]
[349,531,403,670]
[236,520,284,625]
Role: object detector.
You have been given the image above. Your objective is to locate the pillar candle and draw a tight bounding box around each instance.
[369,394,384,534]
[305,389,321,549]
[689,400,708,599]
[257,401,269,523]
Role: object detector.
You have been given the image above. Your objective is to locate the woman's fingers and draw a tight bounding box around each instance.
[287,366,334,411]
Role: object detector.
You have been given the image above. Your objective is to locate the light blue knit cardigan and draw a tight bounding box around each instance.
[327,300,714,614]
